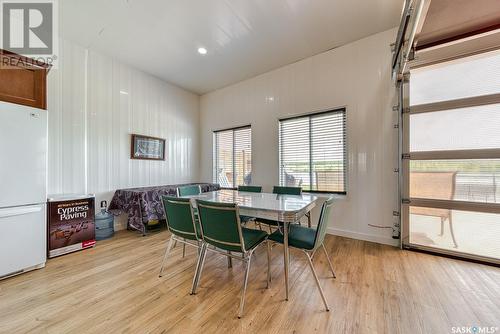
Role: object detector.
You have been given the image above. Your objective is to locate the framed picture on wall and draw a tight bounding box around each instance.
[130,134,166,161]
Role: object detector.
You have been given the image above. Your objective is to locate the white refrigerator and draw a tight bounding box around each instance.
[0,101,47,279]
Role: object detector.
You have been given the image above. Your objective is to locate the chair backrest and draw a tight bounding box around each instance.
[238,185,262,193]
[313,197,334,250]
[409,172,456,219]
[161,196,198,239]
[177,185,202,197]
[196,199,245,253]
[273,186,302,195]
[410,172,456,200]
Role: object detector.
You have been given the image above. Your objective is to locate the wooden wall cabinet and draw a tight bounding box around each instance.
[0,50,50,110]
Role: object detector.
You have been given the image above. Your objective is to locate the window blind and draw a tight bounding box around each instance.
[279,109,347,193]
[213,126,252,188]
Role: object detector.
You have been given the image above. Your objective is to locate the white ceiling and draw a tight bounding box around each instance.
[60,0,403,95]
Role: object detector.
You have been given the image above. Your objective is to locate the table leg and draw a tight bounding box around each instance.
[283,222,289,301]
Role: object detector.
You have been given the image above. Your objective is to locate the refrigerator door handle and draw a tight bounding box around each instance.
[0,205,43,219]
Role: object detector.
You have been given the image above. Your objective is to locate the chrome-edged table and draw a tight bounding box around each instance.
[182,189,319,300]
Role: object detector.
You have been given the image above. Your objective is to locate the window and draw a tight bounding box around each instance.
[405,49,500,263]
[213,126,252,188]
[279,109,347,193]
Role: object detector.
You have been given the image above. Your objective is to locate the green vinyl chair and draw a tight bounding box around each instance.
[237,185,262,226]
[272,186,311,227]
[267,197,336,311]
[272,186,302,195]
[177,185,202,197]
[238,185,263,193]
[159,196,201,278]
[257,186,312,230]
[191,199,269,318]
[177,184,233,267]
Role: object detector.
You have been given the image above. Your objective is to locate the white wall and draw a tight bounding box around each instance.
[200,28,399,246]
[47,39,200,228]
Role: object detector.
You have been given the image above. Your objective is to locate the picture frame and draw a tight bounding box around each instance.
[130,134,166,161]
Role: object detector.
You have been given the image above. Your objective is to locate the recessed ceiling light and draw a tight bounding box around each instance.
[198,47,208,55]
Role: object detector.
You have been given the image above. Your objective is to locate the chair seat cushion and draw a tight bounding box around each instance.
[268,224,316,250]
[242,227,268,251]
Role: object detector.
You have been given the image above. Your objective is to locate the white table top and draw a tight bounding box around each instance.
[182,189,320,223]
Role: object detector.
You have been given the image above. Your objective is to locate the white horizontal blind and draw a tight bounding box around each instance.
[213,126,251,188]
[234,127,252,187]
[279,109,347,193]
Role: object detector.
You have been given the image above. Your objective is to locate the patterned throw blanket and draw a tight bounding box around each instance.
[108,183,220,234]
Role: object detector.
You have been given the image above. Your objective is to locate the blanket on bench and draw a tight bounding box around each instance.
[108,183,220,234]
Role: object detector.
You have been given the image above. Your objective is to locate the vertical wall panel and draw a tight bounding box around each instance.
[47,38,200,210]
[47,39,87,195]
[88,51,114,198]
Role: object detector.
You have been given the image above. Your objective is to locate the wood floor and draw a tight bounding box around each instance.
[0,230,499,334]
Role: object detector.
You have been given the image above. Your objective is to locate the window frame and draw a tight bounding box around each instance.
[278,107,348,195]
[212,124,252,190]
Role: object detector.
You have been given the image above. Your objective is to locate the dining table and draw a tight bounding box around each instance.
[181,189,320,301]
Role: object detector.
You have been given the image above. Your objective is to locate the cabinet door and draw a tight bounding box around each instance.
[0,52,48,109]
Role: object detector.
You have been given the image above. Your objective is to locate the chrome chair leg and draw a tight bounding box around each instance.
[311,248,317,260]
[238,251,254,319]
[191,243,208,295]
[321,244,336,278]
[159,236,175,277]
[266,240,272,288]
[173,240,177,248]
[283,223,290,301]
[227,251,233,268]
[304,250,330,311]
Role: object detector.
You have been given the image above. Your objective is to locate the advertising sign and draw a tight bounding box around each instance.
[48,195,95,258]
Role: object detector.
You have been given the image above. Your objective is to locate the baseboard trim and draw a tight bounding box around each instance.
[327,227,400,247]
[1,262,45,281]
